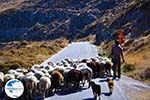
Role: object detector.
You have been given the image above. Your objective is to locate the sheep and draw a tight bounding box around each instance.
[31,64,42,70]
[96,61,106,78]
[67,69,83,90]
[107,78,114,95]
[64,57,74,66]
[16,68,28,74]
[83,59,98,78]
[44,65,54,71]
[23,75,38,100]
[26,72,34,76]
[14,72,24,79]
[16,74,25,81]
[16,68,23,72]
[77,63,93,88]
[56,62,63,66]
[50,70,64,93]
[89,81,101,100]
[34,71,45,80]
[40,68,48,74]
[38,76,51,98]
[8,69,24,79]
[63,67,74,88]
[64,57,72,63]
[44,72,51,79]
[4,74,15,84]
[0,72,4,88]
[52,65,66,75]
[30,68,38,73]
[8,69,16,74]
[101,57,113,77]
[104,61,112,77]
[0,72,4,100]
[0,72,4,82]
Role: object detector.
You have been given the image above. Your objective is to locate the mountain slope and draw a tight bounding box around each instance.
[0,0,149,43]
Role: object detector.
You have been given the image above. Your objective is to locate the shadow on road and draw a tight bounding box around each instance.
[82,97,95,100]
[57,87,87,96]
[102,92,112,96]
[99,79,107,82]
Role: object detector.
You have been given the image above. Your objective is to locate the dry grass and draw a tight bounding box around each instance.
[0,39,68,70]
[123,35,150,84]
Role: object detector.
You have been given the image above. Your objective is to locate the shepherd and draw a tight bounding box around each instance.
[111,40,125,79]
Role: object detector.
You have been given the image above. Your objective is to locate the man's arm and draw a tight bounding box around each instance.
[121,49,125,63]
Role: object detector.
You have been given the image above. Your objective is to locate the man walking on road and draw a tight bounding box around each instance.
[111,40,125,79]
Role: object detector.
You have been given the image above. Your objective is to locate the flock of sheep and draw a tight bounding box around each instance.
[0,56,113,100]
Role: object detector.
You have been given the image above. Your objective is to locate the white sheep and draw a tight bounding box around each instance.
[8,69,16,74]
[16,68,28,74]
[23,75,38,99]
[0,72,4,82]
[40,68,48,74]
[13,71,24,79]
[31,64,42,70]
[0,72,4,91]
[4,74,15,83]
[26,72,34,76]
[38,76,51,98]
[44,65,54,71]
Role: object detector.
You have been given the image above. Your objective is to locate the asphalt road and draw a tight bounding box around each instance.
[41,42,129,100]
[41,42,98,64]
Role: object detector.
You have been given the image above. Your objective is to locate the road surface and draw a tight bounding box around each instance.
[41,42,150,100]
[41,42,98,64]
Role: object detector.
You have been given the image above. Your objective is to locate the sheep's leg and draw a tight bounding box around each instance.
[108,69,112,77]
[42,90,46,98]
[28,89,33,100]
[98,96,101,100]
[88,79,91,88]
[46,89,50,96]
[77,81,81,91]
[49,87,53,94]
[82,78,86,87]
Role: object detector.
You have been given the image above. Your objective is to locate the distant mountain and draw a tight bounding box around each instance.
[0,0,149,43]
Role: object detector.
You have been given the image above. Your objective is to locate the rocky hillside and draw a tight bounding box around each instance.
[0,0,149,43]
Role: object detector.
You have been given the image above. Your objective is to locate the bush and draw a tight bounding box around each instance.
[139,66,150,80]
[0,63,4,70]
[21,40,28,45]
[122,63,136,73]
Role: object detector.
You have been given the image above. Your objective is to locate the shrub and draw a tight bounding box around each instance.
[139,66,150,80]
[122,63,136,73]
[8,63,21,69]
[21,40,28,45]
